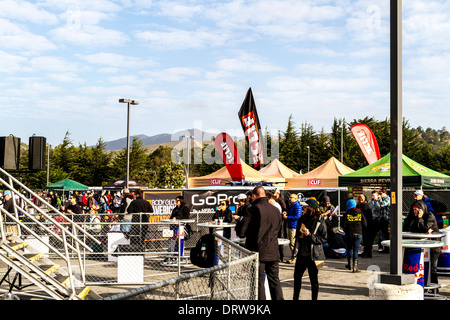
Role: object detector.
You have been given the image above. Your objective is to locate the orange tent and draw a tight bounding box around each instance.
[285,157,354,188]
[260,159,300,179]
[188,160,285,188]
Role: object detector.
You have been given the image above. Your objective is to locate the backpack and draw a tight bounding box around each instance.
[426,198,447,214]
[190,234,216,268]
[430,199,447,214]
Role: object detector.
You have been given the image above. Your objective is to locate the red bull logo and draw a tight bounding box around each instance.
[403,263,424,273]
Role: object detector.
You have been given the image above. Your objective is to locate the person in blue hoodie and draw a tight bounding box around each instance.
[283,193,302,264]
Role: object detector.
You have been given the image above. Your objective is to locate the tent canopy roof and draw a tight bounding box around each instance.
[286,157,354,188]
[46,179,89,190]
[260,159,300,178]
[189,160,285,188]
[102,177,147,190]
[338,153,450,188]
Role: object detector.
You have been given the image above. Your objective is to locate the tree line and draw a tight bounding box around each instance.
[6,116,450,190]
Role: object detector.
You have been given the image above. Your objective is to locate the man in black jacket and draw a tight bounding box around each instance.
[127,189,153,248]
[235,186,284,300]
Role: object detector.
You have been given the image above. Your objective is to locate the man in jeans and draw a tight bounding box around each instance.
[283,193,302,264]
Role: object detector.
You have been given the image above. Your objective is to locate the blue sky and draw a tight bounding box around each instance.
[1,0,449,147]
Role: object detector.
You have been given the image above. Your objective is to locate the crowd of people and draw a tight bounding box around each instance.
[228,186,448,300]
[1,185,448,300]
[0,188,149,247]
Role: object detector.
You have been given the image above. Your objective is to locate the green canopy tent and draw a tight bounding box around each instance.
[46,179,89,190]
[338,153,450,188]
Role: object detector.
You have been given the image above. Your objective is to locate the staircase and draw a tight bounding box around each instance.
[0,168,102,300]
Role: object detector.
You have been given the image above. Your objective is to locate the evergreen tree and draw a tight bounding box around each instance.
[279,114,300,172]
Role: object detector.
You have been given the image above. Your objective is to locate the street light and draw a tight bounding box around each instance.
[340,124,343,163]
[306,146,310,172]
[182,135,194,189]
[119,98,139,190]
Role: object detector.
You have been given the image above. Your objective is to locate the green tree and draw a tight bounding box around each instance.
[279,114,300,172]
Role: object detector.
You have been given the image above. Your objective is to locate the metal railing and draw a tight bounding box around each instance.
[101,232,259,300]
[0,167,101,298]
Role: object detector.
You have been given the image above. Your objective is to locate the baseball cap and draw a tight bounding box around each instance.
[237,193,246,200]
[347,199,357,210]
[4,190,11,196]
[414,190,424,196]
[305,199,319,210]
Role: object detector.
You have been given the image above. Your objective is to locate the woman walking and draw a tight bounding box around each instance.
[292,199,327,300]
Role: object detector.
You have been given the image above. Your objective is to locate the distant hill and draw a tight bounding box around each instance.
[104,128,217,151]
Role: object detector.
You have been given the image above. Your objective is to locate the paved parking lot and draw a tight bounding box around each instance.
[277,247,450,300]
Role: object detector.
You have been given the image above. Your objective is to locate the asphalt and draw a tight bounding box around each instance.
[277,246,450,300]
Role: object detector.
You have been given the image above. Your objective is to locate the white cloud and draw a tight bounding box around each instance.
[79,52,157,69]
[0,18,57,54]
[0,0,58,25]
[50,24,129,47]
[216,52,283,73]
[135,27,230,50]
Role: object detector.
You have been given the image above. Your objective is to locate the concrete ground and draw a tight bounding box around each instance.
[277,246,450,300]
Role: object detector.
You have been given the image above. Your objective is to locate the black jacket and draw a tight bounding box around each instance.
[343,207,367,235]
[404,200,439,233]
[296,213,327,261]
[357,201,375,227]
[235,197,282,262]
[170,205,190,220]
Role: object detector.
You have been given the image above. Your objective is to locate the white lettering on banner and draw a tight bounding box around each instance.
[307,179,321,186]
[356,130,374,155]
[243,113,262,165]
[220,141,235,164]
[209,178,222,185]
[191,194,240,206]
[243,116,255,127]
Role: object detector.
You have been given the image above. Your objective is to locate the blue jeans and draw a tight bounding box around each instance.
[346,234,362,260]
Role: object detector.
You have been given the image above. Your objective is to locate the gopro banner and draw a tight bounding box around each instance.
[238,87,264,170]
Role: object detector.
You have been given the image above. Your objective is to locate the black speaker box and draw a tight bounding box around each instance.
[0,136,21,170]
[29,136,46,171]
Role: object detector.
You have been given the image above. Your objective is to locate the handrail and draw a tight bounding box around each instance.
[0,207,68,261]
[0,171,100,247]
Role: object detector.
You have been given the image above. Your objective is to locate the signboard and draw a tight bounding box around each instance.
[143,190,183,242]
[307,179,322,186]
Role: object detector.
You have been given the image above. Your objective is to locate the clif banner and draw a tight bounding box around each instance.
[350,123,381,165]
[214,132,243,182]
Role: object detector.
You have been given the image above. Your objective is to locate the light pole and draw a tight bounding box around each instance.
[339,123,344,163]
[119,98,139,190]
[306,146,310,172]
[182,135,194,189]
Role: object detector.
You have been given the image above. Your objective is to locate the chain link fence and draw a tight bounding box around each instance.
[11,211,250,289]
[101,232,258,300]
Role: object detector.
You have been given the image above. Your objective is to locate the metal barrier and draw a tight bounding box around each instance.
[101,232,259,300]
[0,168,101,299]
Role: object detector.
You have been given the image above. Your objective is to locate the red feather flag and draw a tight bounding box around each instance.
[350,123,381,165]
[214,132,243,181]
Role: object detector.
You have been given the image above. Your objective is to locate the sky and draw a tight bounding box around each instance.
[1,0,450,147]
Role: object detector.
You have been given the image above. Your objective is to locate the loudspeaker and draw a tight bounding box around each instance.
[0,136,21,170]
[29,136,46,171]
